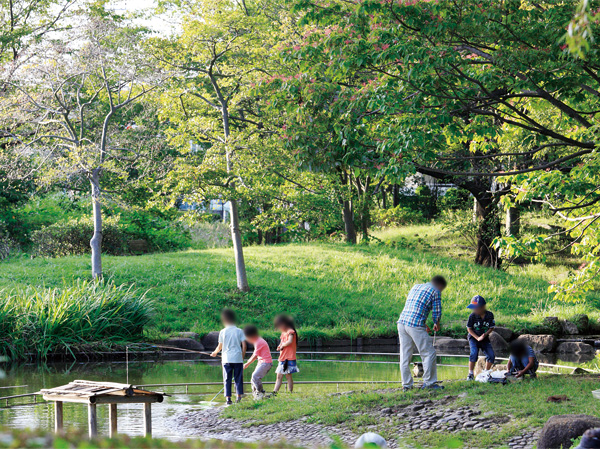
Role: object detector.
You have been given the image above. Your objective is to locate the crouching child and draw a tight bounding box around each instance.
[466,295,496,380]
[507,340,539,378]
[243,325,273,399]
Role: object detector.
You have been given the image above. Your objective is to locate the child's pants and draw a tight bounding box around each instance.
[223,363,244,398]
[468,338,495,363]
[510,355,539,374]
[251,362,272,396]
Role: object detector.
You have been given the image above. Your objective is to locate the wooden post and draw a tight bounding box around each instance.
[143,402,152,437]
[88,403,97,439]
[54,401,63,433]
[109,404,117,437]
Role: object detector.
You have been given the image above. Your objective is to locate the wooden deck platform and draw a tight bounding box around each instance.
[38,380,165,438]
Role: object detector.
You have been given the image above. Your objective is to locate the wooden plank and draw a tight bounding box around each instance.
[43,394,92,404]
[144,403,152,437]
[43,393,162,405]
[88,403,97,439]
[93,395,162,405]
[109,404,117,438]
[73,380,133,390]
[54,402,63,433]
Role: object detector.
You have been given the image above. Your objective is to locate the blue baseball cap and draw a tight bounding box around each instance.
[467,295,486,309]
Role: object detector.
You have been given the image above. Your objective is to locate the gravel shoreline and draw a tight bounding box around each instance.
[172,393,541,448]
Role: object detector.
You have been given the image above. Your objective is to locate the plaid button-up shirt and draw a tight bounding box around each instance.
[398,283,442,328]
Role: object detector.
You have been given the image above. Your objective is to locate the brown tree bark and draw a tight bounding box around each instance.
[474,198,501,268]
[342,199,357,244]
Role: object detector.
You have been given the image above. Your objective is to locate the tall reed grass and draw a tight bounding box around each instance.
[0,280,153,360]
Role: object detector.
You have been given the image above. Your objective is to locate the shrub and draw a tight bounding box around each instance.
[372,206,426,228]
[0,280,154,360]
[439,187,472,210]
[32,213,190,257]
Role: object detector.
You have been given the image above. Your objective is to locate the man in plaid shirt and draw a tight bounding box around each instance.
[398,275,447,390]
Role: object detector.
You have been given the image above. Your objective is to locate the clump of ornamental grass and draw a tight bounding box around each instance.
[0,280,153,360]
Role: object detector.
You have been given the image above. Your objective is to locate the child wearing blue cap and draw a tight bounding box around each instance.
[466,295,495,380]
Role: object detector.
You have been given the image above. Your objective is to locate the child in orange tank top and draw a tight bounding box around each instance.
[273,315,299,394]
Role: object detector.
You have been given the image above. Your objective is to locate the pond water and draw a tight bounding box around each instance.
[0,350,596,441]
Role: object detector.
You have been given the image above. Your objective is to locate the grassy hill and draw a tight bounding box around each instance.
[2,225,598,341]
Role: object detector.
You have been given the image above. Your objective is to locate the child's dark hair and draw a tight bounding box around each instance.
[510,340,527,357]
[244,325,259,338]
[221,308,236,323]
[274,314,298,339]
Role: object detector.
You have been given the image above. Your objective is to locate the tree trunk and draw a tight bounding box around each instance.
[361,206,370,242]
[505,205,520,236]
[381,187,387,209]
[220,102,249,292]
[392,184,400,207]
[90,170,103,280]
[228,199,249,291]
[342,199,357,244]
[474,199,501,268]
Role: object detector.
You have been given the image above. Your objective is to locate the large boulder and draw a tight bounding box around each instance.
[201,331,220,350]
[517,334,557,353]
[489,331,509,352]
[433,337,469,353]
[474,356,508,376]
[556,342,596,354]
[494,326,516,342]
[572,314,590,332]
[164,337,205,352]
[561,320,580,335]
[538,415,600,449]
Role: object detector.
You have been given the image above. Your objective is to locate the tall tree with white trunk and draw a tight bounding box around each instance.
[2,5,168,279]
[151,0,294,291]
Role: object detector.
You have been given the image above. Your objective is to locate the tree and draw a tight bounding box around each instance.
[151,0,299,290]
[278,0,599,269]
[2,6,168,278]
[0,0,75,76]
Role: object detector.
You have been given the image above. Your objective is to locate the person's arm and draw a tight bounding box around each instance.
[432,292,442,332]
[211,342,223,357]
[516,357,536,378]
[243,351,257,369]
[506,358,513,371]
[277,333,294,350]
[467,327,480,340]
[480,313,495,341]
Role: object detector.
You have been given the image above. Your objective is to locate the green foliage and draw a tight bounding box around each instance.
[31,211,190,257]
[372,206,426,228]
[439,188,472,211]
[0,280,153,360]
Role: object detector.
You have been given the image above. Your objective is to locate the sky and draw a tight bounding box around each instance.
[111,0,179,35]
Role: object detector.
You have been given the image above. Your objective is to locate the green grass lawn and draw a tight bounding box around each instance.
[223,376,600,448]
[1,225,598,340]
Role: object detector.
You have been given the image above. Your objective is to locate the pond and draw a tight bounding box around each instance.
[0,350,596,441]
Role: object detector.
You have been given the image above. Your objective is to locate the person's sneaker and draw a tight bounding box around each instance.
[467,373,475,381]
[236,396,242,403]
[422,384,445,390]
[271,391,278,397]
[226,399,233,406]
[402,386,413,392]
